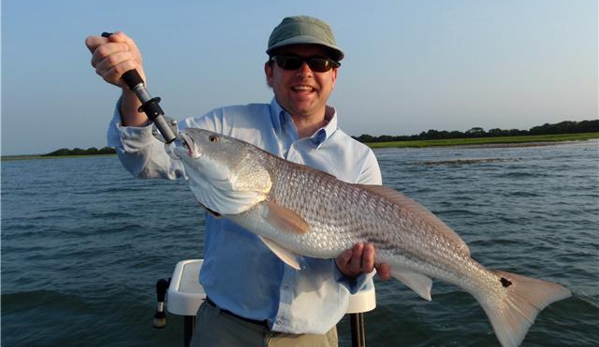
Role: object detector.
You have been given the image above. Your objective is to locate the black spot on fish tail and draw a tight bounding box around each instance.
[500,277,513,288]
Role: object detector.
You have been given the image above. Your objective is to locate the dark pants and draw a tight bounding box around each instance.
[190,300,338,347]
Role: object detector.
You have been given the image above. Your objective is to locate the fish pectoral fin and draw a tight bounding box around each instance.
[391,269,433,301]
[259,236,301,270]
[263,201,310,235]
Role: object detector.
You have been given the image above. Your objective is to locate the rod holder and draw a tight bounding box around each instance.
[153,278,170,329]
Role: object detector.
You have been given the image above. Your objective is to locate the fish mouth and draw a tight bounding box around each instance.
[173,132,201,159]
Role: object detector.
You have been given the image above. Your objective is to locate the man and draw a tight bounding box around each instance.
[86,15,390,347]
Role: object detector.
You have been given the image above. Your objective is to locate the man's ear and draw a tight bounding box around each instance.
[265,63,274,88]
[331,67,338,89]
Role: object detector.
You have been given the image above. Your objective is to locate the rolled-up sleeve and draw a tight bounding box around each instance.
[107,99,186,180]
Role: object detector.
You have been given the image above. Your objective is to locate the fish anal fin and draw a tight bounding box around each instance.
[391,269,433,301]
[264,201,310,235]
[356,184,470,256]
[259,236,301,270]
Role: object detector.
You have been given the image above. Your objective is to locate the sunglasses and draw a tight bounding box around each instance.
[270,54,341,72]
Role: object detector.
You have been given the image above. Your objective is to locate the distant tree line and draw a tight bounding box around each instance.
[353,119,598,143]
[43,146,116,157]
[43,119,597,155]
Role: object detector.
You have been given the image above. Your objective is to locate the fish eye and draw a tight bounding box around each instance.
[209,135,219,143]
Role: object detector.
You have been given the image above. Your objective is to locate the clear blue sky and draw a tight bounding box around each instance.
[2,0,597,155]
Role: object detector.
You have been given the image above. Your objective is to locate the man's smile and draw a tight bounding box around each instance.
[291,85,316,93]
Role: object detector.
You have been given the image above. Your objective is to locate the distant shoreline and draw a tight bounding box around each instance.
[365,132,599,149]
[1,153,117,161]
[2,133,598,161]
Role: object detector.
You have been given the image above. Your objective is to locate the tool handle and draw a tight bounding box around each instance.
[122,70,144,91]
[100,32,178,143]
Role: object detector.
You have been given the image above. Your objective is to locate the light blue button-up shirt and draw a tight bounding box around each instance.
[107,98,382,334]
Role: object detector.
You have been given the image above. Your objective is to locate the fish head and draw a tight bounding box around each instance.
[172,128,273,215]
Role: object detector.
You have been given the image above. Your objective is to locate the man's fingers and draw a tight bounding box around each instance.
[375,263,392,281]
[94,51,136,74]
[84,35,107,54]
[101,61,140,86]
[336,242,392,280]
[91,49,138,87]
[362,243,375,273]
[337,248,352,265]
[85,31,147,91]
[90,42,130,68]
[109,32,143,63]
[86,32,144,87]
[349,243,364,273]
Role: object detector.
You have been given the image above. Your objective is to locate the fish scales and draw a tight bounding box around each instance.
[267,154,486,287]
[264,155,492,306]
[173,128,571,347]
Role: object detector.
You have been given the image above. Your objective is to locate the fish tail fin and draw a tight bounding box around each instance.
[476,270,570,347]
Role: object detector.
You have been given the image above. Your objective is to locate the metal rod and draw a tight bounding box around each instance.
[350,313,367,347]
[183,316,195,347]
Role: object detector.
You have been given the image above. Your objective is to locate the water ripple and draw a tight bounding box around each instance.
[2,142,598,347]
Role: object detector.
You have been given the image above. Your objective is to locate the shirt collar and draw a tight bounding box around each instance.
[270,98,286,134]
[310,106,337,147]
[269,98,338,147]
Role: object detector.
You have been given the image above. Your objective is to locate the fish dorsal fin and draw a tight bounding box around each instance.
[263,201,310,235]
[259,236,301,270]
[391,269,433,301]
[356,185,470,256]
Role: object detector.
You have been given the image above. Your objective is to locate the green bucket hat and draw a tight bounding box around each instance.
[267,16,344,61]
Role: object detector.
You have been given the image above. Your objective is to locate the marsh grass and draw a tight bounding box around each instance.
[366,132,599,148]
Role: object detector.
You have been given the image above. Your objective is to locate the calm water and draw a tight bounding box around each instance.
[2,141,598,347]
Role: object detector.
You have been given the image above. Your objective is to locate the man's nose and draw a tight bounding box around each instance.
[296,60,313,75]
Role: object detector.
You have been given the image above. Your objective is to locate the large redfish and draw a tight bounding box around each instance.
[171,128,570,347]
